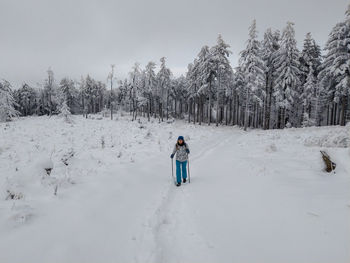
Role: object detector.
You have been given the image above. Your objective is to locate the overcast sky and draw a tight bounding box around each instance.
[0,0,349,88]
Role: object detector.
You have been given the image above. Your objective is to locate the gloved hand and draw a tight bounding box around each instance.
[186,149,190,154]
[170,154,174,159]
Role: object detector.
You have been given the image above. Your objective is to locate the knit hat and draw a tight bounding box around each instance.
[178,136,184,141]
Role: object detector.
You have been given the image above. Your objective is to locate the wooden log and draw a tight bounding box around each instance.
[320,150,336,172]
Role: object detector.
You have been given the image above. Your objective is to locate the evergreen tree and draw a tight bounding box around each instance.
[233,66,246,126]
[128,63,144,120]
[239,20,266,130]
[186,61,199,123]
[156,57,172,121]
[261,29,280,129]
[43,67,57,115]
[211,34,233,126]
[197,45,216,125]
[320,5,350,126]
[144,61,157,121]
[83,75,95,114]
[58,99,72,123]
[59,78,79,114]
[14,83,38,116]
[0,80,19,122]
[171,75,187,118]
[273,22,301,128]
[300,32,322,81]
[302,65,317,125]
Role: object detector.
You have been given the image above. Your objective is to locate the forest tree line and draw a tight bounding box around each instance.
[1,5,349,129]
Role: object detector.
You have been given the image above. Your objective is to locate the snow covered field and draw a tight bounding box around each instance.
[0,114,349,263]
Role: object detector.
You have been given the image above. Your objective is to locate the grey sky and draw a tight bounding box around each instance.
[0,0,349,88]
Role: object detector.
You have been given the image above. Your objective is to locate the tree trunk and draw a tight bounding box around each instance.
[326,104,330,126]
[197,98,200,123]
[335,102,339,125]
[188,99,192,123]
[147,101,150,121]
[174,98,177,118]
[180,100,183,116]
[277,107,282,129]
[199,97,202,125]
[244,89,250,131]
[193,99,196,124]
[208,95,211,126]
[166,92,169,120]
[216,101,219,127]
[236,95,240,126]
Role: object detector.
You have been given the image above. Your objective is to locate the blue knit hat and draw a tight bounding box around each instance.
[178,136,184,141]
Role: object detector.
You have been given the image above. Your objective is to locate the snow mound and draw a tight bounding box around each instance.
[303,128,349,148]
[38,158,54,169]
[265,143,277,152]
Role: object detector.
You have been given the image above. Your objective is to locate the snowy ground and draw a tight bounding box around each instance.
[0,114,349,263]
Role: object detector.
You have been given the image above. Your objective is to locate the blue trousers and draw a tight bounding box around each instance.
[176,160,187,183]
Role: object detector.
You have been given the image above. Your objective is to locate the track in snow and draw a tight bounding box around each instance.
[147,132,242,263]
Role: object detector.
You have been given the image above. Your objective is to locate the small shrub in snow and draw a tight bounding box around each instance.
[145,130,152,139]
[45,168,53,176]
[39,158,54,176]
[101,136,105,149]
[5,190,24,200]
[61,148,75,166]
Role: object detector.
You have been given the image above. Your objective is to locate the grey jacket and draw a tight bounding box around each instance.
[172,143,190,162]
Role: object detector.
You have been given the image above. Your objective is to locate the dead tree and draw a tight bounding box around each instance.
[320,151,336,173]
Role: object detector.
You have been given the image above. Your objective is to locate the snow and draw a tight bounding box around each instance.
[0,114,349,263]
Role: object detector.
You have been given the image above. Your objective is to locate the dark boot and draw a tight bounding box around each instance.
[176,183,181,187]
[183,178,186,183]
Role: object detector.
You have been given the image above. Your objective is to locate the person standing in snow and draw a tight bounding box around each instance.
[170,136,190,186]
